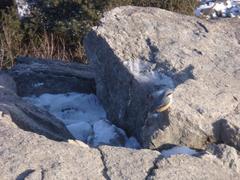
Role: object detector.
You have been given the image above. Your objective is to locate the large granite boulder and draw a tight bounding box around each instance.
[0,56,239,179]
[84,6,240,149]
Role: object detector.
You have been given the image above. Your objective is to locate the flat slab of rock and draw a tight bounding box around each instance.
[9,57,95,96]
[0,122,105,180]
[84,6,240,149]
[99,146,160,180]
[150,154,239,180]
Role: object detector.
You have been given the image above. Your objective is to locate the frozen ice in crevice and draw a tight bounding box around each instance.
[124,59,175,89]
[33,82,44,88]
[161,146,199,158]
[23,92,141,149]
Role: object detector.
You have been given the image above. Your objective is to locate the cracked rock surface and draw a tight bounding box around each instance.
[149,154,239,180]
[0,122,105,180]
[1,6,240,179]
[207,144,240,173]
[98,145,160,180]
[0,57,240,179]
[84,6,240,150]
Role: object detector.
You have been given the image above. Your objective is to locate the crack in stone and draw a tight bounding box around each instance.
[16,169,35,180]
[41,168,46,180]
[196,21,209,33]
[145,154,163,180]
[97,148,111,180]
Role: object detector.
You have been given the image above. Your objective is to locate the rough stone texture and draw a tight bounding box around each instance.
[3,114,237,180]
[218,105,240,150]
[207,144,240,173]
[84,6,240,149]
[1,6,240,179]
[1,55,240,179]
[0,122,105,180]
[9,57,95,96]
[99,145,160,180]
[150,154,239,180]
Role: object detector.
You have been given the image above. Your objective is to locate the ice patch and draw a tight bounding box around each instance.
[161,146,199,158]
[33,82,44,88]
[195,0,240,19]
[23,92,140,148]
[67,121,93,142]
[15,0,31,18]
[125,59,174,89]
[91,120,126,146]
[125,137,141,149]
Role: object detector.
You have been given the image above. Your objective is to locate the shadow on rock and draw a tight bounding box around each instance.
[16,169,35,180]
[146,38,195,88]
[84,33,196,149]
[213,119,240,151]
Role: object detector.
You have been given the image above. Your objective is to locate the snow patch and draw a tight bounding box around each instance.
[125,137,141,149]
[195,0,240,19]
[161,146,199,158]
[15,0,31,18]
[124,59,174,89]
[33,82,44,88]
[23,92,140,149]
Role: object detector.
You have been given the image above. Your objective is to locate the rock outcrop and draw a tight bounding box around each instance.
[84,6,240,149]
[0,56,239,179]
[1,6,240,179]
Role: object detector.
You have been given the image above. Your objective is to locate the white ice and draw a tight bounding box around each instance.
[125,137,141,149]
[23,92,140,148]
[124,59,174,89]
[33,82,44,88]
[15,0,31,18]
[195,0,240,18]
[161,146,199,158]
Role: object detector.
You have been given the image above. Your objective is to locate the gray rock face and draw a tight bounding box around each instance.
[150,154,239,180]
[9,57,96,97]
[99,146,161,180]
[0,54,239,179]
[207,144,240,173]
[84,6,240,149]
[0,122,105,180]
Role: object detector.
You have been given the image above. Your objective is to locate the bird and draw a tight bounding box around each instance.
[151,88,173,112]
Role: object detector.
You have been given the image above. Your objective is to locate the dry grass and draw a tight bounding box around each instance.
[0,1,198,69]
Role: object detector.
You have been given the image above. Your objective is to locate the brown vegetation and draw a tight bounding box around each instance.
[0,0,198,69]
